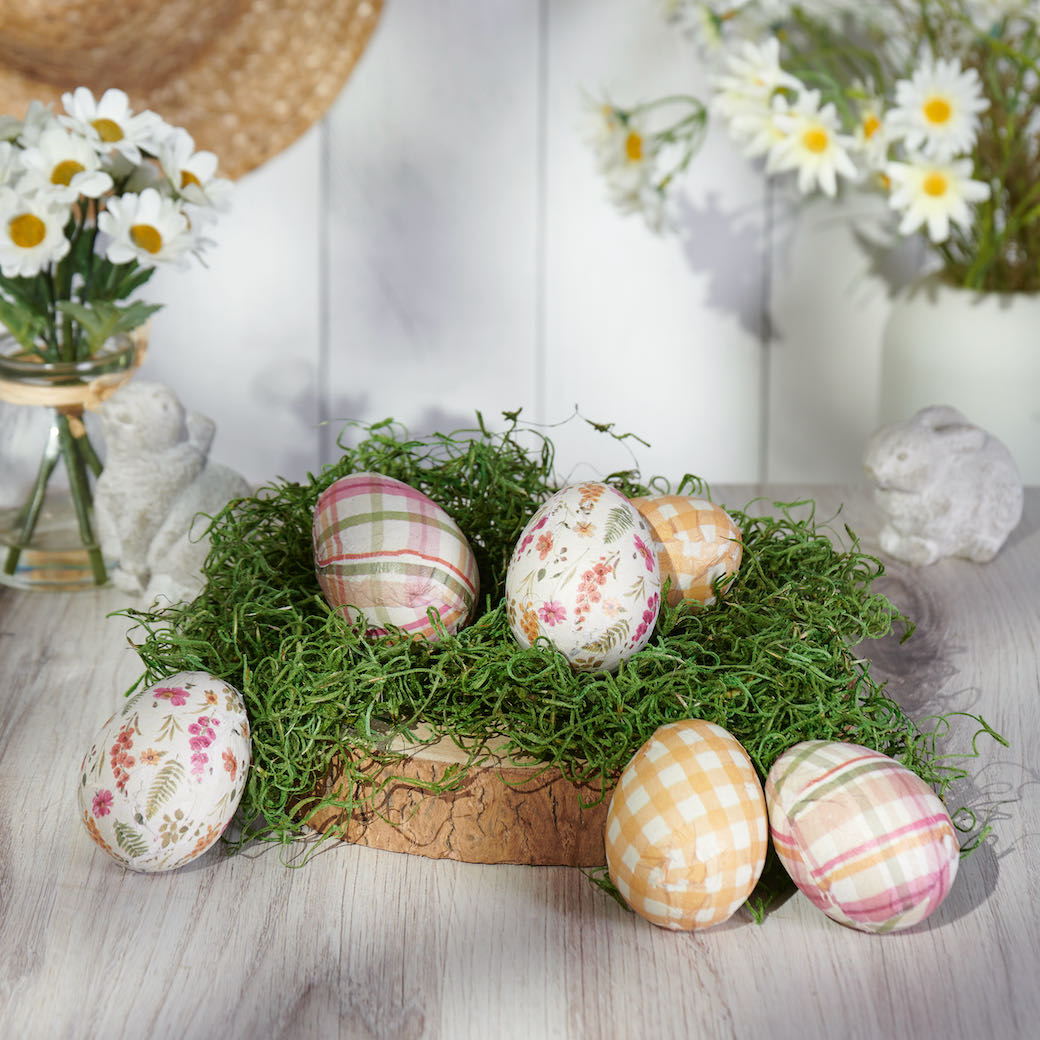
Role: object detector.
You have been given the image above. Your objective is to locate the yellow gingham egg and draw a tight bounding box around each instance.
[631,495,742,608]
[605,719,768,930]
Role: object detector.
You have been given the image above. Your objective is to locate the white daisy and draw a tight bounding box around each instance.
[97,187,194,267]
[0,189,71,277]
[769,90,859,196]
[889,57,989,160]
[712,38,801,133]
[885,155,991,243]
[0,141,26,191]
[59,88,162,164]
[586,100,658,201]
[850,90,892,172]
[17,101,59,148]
[18,126,113,203]
[736,91,793,162]
[155,128,232,211]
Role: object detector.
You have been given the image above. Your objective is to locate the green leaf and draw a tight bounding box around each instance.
[110,264,156,301]
[56,299,161,353]
[582,618,631,655]
[89,259,156,302]
[114,820,150,858]
[603,505,634,544]
[144,759,185,818]
[0,294,48,352]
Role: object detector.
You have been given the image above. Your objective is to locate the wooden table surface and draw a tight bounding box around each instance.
[1,485,1037,1040]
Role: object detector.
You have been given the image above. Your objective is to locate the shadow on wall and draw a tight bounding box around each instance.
[674,189,769,343]
[318,397,478,469]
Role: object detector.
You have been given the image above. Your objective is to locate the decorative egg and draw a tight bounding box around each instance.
[765,740,960,933]
[504,481,661,673]
[313,472,480,641]
[631,494,742,608]
[604,719,769,930]
[78,671,251,872]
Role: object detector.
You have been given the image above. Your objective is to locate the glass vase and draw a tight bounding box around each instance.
[0,334,138,590]
[879,276,1040,484]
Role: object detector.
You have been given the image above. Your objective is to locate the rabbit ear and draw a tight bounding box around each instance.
[937,421,987,453]
[913,405,969,429]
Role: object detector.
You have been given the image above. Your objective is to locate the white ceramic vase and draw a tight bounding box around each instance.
[879,277,1040,484]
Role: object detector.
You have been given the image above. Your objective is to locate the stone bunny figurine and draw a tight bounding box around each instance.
[94,381,251,603]
[863,404,1023,566]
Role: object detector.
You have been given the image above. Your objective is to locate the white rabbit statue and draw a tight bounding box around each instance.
[863,405,1023,566]
[94,381,251,603]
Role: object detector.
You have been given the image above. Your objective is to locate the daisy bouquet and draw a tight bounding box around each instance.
[588,0,1040,292]
[0,87,229,584]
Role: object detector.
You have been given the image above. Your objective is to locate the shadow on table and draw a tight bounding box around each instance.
[858,566,973,716]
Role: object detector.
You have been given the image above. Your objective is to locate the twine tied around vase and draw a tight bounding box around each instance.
[0,324,148,415]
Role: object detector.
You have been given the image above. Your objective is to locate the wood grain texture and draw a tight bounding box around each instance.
[0,484,1037,1040]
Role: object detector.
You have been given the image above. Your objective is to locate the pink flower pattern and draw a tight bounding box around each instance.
[78,672,252,872]
[152,686,189,707]
[92,789,113,817]
[634,535,655,573]
[187,715,221,779]
[538,600,567,626]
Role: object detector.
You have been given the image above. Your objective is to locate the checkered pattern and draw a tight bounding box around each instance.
[632,496,742,607]
[765,741,960,933]
[605,720,768,930]
[313,472,480,641]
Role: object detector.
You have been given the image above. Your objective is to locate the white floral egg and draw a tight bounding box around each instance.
[765,740,960,933]
[504,482,661,673]
[313,472,480,641]
[605,719,769,930]
[630,495,742,608]
[78,671,251,872]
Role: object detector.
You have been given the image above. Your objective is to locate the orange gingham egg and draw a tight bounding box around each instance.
[631,495,741,608]
[605,719,768,930]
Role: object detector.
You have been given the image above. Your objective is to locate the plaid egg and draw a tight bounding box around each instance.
[605,720,768,930]
[631,495,742,608]
[765,740,960,933]
[313,472,479,641]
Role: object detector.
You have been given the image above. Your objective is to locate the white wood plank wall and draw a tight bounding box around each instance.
[142,0,900,491]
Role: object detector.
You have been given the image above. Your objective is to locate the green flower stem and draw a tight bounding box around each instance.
[78,424,104,478]
[2,419,61,577]
[55,414,107,585]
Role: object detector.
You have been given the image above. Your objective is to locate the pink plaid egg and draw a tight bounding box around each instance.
[313,472,480,641]
[766,740,960,933]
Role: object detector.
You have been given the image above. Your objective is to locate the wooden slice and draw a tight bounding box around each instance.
[304,729,614,866]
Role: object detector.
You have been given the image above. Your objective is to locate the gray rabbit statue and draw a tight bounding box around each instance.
[863,405,1023,566]
[94,381,251,603]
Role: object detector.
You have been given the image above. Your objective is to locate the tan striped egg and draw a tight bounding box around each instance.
[605,719,768,930]
[631,495,741,608]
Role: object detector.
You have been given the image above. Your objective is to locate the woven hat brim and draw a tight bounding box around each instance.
[0,0,384,179]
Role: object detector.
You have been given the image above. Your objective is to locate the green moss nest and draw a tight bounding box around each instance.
[120,411,1001,918]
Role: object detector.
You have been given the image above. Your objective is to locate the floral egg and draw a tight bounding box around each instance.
[630,494,742,608]
[313,472,480,641]
[504,482,661,673]
[765,740,960,933]
[78,671,251,873]
[605,720,768,930]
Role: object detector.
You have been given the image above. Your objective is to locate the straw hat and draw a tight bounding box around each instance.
[0,0,384,178]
